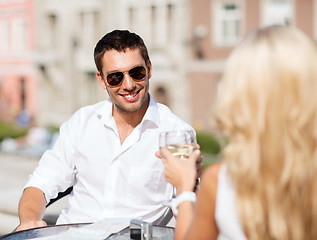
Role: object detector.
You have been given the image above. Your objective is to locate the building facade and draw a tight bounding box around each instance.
[0,0,316,131]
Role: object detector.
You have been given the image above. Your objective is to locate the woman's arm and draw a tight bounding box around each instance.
[159,147,221,239]
[159,148,200,239]
[184,163,221,240]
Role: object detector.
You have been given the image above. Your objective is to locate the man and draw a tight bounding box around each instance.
[16,30,197,231]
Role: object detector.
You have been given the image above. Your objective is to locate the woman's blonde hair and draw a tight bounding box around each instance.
[216,25,317,239]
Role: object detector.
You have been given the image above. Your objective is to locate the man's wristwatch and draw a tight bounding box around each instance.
[193,178,200,192]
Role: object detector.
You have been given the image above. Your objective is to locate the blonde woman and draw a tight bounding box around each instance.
[160,25,317,240]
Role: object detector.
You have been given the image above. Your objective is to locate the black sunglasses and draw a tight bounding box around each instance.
[104,66,147,87]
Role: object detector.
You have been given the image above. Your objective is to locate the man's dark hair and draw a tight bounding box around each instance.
[94,30,150,73]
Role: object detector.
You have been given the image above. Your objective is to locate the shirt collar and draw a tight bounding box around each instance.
[94,98,113,125]
[141,94,160,128]
[95,94,160,128]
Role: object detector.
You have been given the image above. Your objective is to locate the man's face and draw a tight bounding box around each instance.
[96,48,152,114]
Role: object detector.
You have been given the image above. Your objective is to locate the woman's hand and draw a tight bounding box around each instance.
[157,145,203,194]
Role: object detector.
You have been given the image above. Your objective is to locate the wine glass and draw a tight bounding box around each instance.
[159,130,196,159]
[159,130,197,204]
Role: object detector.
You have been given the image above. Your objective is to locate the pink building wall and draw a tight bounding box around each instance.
[0,0,37,125]
[189,0,316,131]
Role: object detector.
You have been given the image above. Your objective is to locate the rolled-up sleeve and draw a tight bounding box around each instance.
[24,118,78,204]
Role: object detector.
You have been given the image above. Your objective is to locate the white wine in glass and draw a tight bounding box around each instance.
[166,144,195,160]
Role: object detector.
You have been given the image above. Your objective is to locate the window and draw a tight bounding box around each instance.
[12,18,28,51]
[213,1,244,46]
[128,7,134,26]
[151,5,157,42]
[0,20,9,52]
[79,11,99,48]
[167,4,174,39]
[262,0,293,26]
[47,14,57,47]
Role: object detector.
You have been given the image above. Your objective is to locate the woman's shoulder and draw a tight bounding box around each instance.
[198,162,223,201]
[202,162,223,182]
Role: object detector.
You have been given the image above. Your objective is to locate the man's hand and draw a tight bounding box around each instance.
[15,220,47,232]
[194,144,204,180]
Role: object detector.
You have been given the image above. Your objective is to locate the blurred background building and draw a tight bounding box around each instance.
[0,0,316,131]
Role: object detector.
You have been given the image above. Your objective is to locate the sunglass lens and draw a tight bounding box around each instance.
[129,66,146,80]
[107,72,124,86]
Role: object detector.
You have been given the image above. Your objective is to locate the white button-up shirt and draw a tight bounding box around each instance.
[25,95,194,224]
